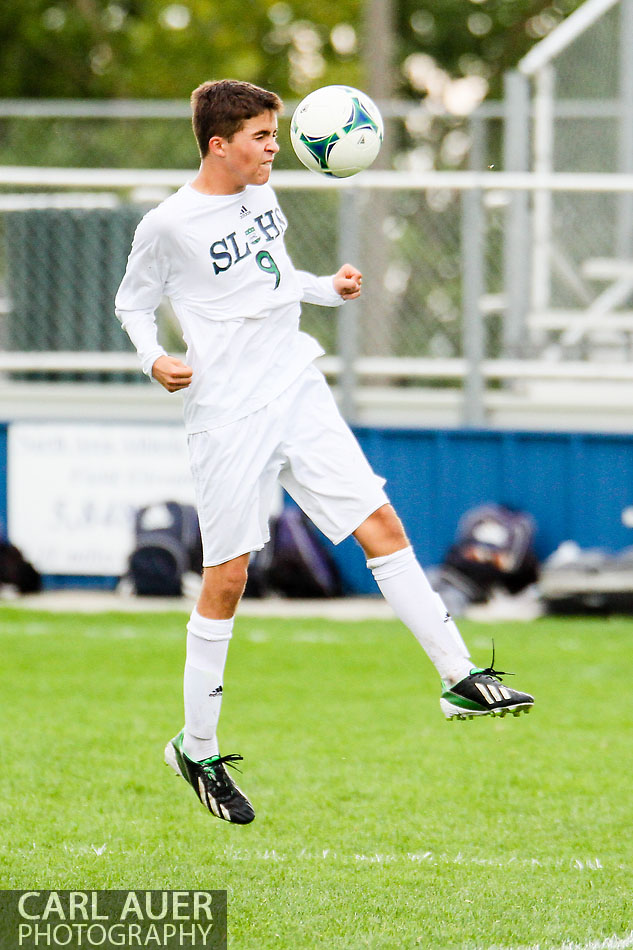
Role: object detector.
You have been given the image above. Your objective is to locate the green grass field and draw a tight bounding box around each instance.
[1,606,632,950]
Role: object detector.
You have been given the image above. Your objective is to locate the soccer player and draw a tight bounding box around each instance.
[115,79,534,826]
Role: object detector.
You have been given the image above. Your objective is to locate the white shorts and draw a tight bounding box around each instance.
[187,363,389,566]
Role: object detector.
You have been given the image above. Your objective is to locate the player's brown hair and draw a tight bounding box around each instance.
[191,80,283,157]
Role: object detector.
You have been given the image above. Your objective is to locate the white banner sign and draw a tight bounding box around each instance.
[8,422,196,576]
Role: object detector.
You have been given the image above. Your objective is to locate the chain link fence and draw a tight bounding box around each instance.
[0,98,496,394]
[0,174,498,365]
[3,169,633,432]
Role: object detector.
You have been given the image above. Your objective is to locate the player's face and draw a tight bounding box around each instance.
[221,111,280,189]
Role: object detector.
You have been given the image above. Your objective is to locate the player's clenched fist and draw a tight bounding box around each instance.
[333,263,362,300]
[152,355,193,392]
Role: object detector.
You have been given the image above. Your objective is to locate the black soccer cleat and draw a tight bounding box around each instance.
[440,646,534,721]
[165,729,255,824]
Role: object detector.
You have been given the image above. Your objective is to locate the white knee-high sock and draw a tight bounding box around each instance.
[183,609,233,762]
[367,546,472,685]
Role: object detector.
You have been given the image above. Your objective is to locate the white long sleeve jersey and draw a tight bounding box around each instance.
[115,181,343,433]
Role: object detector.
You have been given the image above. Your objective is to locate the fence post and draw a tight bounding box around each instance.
[461,187,486,426]
[532,64,554,313]
[503,70,531,357]
[337,186,361,422]
[468,112,488,171]
[617,0,633,257]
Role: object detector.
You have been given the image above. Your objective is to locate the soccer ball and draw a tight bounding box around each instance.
[290,85,384,178]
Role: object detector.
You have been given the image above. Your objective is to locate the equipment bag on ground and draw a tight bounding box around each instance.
[0,541,42,595]
[436,503,539,608]
[245,506,344,599]
[127,501,202,596]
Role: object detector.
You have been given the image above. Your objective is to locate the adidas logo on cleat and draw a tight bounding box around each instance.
[474,681,513,704]
[439,644,534,722]
[164,729,255,824]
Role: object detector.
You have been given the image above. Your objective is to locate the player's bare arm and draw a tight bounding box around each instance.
[152,355,193,393]
[334,263,362,300]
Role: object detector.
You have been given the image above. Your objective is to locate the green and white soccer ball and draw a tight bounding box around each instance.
[290,85,384,178]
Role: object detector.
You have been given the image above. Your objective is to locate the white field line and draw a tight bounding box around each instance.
[13,843,616,872]
[485,933,633,950]
[217,846,617,872]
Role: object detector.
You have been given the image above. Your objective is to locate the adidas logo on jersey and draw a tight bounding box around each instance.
[239,205,251,218]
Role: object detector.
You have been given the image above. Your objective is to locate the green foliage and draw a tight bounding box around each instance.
[0,113,309,169]
[397,0,586,97]
[0,0,364,100]
[0,0,591,174]
[1,608,632,948]
[0,0,585,102]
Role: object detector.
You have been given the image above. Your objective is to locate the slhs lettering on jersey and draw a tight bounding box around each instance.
[209,207,286,277]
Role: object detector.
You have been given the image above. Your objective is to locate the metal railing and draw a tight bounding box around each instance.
[3,166,633,430]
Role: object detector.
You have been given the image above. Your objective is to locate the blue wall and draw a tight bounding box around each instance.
[328,427,633,594]
[3,422,633,594]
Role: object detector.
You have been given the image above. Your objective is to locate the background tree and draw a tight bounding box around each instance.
[0,0,584,101]
[0,0,587,170]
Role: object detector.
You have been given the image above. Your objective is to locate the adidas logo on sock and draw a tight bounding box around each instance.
[209,686,223,697]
